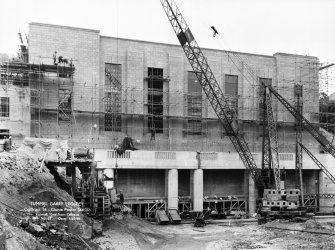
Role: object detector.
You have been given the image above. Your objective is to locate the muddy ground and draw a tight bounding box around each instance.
[93,215,335,250]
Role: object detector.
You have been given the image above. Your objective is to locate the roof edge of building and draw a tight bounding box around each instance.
[29,22,100,34]
[28,23,317,60]
[273,52,318,59]
[100,35,276,59]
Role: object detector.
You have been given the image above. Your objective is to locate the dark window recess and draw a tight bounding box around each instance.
[0,97,9,117]
[105,113,121,132]
[148,67,163,133]
[259,78,272,121]
[19,90,25,101]
[225,74,238,95]
[187,72,202,135]
[0,129,9,139]
[187,119,202,135]
[225,74,238,117]
[259,77,272,87]
[105,63,122,132]
[188,71,202,93]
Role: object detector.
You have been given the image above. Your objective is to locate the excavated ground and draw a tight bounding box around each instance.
[92,214,335,250]
[0,150,99,250]
[2,150,335,250]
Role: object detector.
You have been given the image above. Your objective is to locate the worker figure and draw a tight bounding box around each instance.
[119,190,124,205]
[69,58,74,68]
[150,124,156,141]
[58,56,63,64]
[53,51,57,65]
[211,26,219,37]
[8,136,12,150]
[68,94,72,107]
[3,136,11,151]
[3,136,8,151]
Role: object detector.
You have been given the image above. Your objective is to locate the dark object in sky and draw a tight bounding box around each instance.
[211,26,219,37]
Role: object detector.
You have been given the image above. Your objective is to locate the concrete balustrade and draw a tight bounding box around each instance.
[95,149,330,170]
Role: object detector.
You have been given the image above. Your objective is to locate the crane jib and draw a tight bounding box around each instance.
[177,29,194,46]
[160,0,265,188]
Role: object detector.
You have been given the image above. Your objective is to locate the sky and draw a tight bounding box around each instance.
[0,0,335,64]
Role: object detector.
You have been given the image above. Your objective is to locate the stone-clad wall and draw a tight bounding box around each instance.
[29,22,100,112]
[27,22,320,153]
[0,85,30,143]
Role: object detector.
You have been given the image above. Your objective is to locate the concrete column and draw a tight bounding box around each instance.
[243,170,249,212]
[318,170,326,213]
[168,169,178,209]
[248,175,256,214]
[193,169,203,212]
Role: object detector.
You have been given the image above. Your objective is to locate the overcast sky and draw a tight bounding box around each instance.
[0,0,334,64]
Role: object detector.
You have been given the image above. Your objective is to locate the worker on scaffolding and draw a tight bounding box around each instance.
[119,191,124,205]
[53,51,57,65]
[69,58,74,68]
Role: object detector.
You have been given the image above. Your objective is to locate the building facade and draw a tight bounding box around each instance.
[1,22,335,216]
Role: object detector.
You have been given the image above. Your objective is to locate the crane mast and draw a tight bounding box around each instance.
[264,85,281,190]
[160,0,335,199]
[294,85,304,202]
[160,0,265,187]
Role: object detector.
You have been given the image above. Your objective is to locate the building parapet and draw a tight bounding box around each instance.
[95,149,330,170]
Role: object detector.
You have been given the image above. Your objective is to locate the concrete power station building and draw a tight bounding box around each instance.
[1,22,335,218]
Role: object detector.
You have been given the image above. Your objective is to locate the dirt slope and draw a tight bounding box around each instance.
[0,150,97,249]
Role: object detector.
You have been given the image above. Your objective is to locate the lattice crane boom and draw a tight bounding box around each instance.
[264,87,281,190]
[160,0,265,187]
[268,86,335,159]
[300,143,335,184]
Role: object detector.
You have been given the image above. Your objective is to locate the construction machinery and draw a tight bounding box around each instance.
[75,135,139,219]
[160,0,335,218]
[74,163,111,219]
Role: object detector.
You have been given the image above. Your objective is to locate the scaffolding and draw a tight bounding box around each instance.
[0,61,75,138]
[1,57,334,153]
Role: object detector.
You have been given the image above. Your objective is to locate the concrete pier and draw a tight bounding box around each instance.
[168,169,178,209]
[193,169,203,212]
[248,175,256,214]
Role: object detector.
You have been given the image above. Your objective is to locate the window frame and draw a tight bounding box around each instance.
[0,97,9,117]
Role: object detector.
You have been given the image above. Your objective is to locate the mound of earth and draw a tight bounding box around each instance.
[0,150,98,250]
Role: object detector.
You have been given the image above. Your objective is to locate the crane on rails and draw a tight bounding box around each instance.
[160,0,335,216]
[160,0,266,190]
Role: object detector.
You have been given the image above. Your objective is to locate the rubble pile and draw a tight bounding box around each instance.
[0,151,98,249]
[0,151,42,171]
[18,137,69,162]
[17,213,90,250]
[0,212,45,250]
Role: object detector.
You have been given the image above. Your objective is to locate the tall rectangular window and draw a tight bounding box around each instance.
[224,74,238,116]
[259,78,272,121]
[225,75,238,95]
[187,72,202,135]
[148,67,164,133]
[105,63,122,131]
[0,97,9,117]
